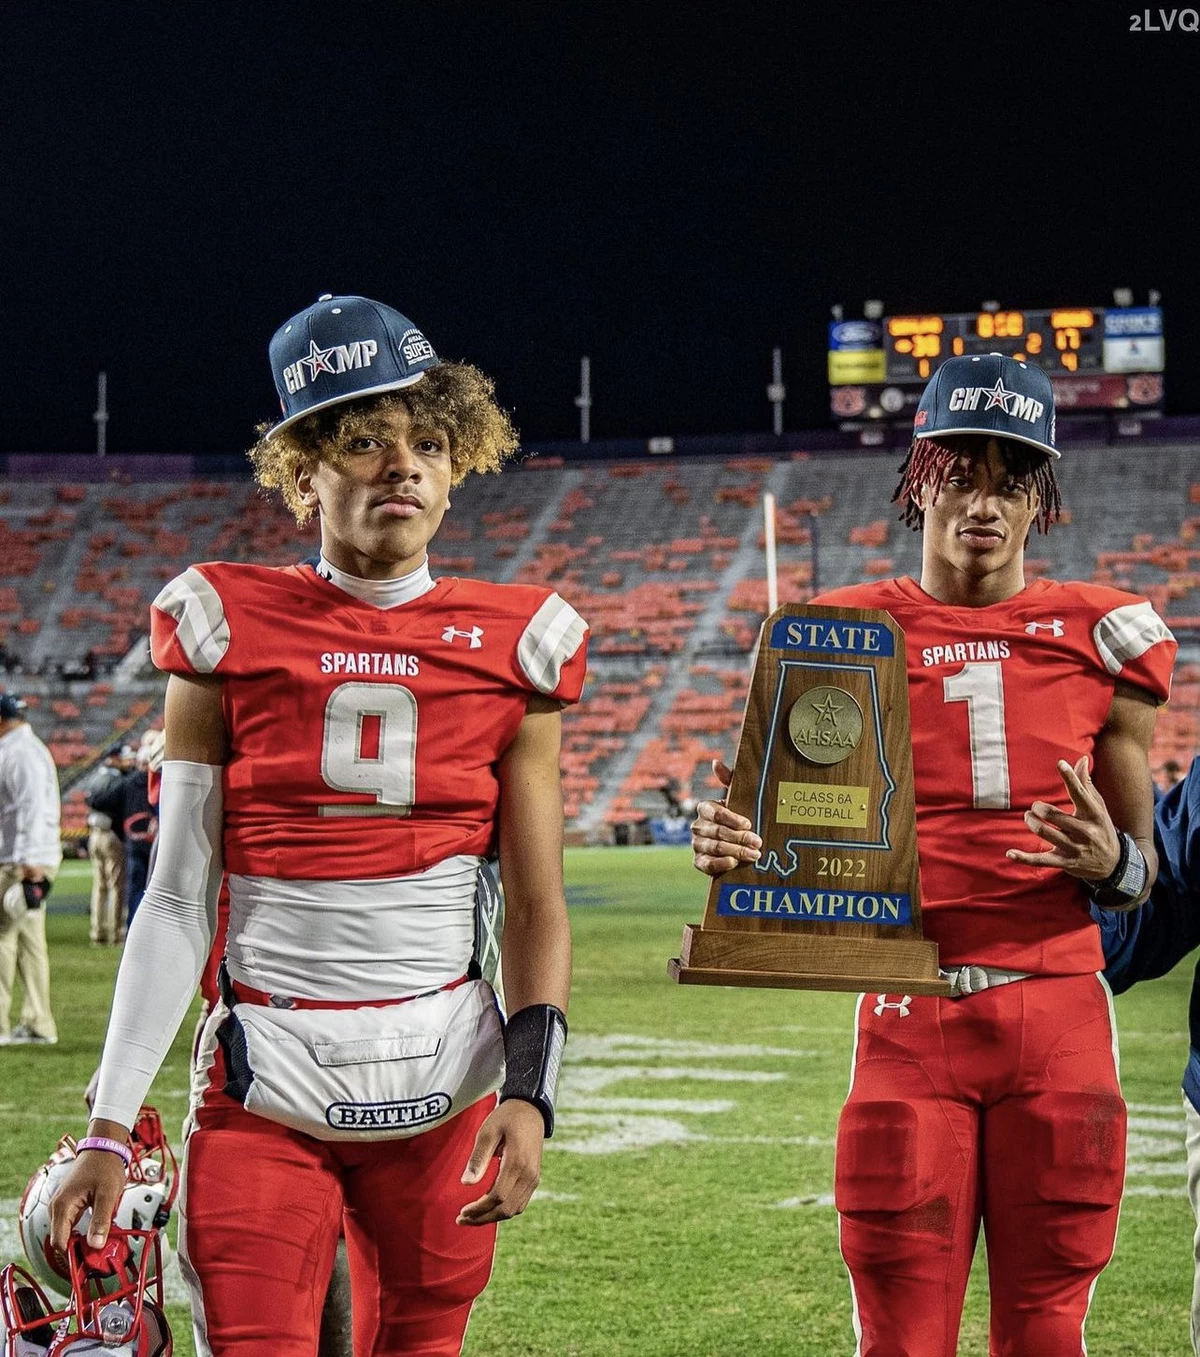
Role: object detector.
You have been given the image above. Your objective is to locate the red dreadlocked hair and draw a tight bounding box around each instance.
[893,434,1061,535]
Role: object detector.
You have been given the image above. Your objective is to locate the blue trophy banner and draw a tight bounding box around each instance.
[715,883,912,926]
[769,616,895,657]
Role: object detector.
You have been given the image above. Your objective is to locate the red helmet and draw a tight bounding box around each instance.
[0,1225,171,1355]
[18,1121,174,1302]
[127,1110,179,1217]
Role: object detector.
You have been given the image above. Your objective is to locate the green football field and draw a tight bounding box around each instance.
[0,851,1193,1355]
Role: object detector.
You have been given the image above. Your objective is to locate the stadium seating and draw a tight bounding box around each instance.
[7,441,1198,840]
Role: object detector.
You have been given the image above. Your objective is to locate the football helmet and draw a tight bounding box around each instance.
[18,1122,174,1301]
[0,1225,171,1354]
[126,1111,178,1214]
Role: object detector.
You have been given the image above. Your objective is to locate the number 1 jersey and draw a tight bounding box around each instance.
[151,562,589,880]
[813,576,1176,974]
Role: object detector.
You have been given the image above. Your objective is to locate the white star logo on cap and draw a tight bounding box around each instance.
[301,340,337,380]
[983,379,1014,413]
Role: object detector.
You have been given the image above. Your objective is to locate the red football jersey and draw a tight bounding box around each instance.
[151,563,588,880]
[814,576,1176,973]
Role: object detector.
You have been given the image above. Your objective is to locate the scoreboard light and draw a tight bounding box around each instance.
[885,317,945,377]
[974,311,1024,339]
[885,316,944,336]
[1049,309,1095,329]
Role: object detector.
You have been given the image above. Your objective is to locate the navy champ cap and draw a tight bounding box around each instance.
[268,294,441,434]
[913,352,1058,459]
[0,693,27,720]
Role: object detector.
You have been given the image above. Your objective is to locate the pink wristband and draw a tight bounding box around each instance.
[77,1136,132,1168]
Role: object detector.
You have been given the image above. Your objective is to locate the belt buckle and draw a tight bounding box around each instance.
[940,965,989,997]
[962,965,990,995]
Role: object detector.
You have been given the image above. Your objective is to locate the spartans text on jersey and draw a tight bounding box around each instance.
[320,651,420,676]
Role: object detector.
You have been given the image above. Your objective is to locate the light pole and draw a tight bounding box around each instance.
[575,357,592,443]
[767,348,785,436]
[94,372,109,456]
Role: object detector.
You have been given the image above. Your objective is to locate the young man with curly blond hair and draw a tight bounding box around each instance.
[53,295,588,1356]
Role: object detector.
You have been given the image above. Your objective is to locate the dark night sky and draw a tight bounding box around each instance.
[3,3,1197,454]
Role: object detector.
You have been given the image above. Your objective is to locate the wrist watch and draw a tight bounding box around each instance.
[1087,830,1148,910]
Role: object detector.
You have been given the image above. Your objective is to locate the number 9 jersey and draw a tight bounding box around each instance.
[814,576,1176,974]
[150,562,588,880]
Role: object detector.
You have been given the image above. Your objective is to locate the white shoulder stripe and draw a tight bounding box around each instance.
[152,568,231,674]
[518,594,587,694]
[1091,601,1174,676]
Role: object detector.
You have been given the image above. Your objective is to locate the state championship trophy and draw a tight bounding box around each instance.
[670,604,951,995]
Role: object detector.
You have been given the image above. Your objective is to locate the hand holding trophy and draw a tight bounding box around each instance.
[670,603,950,995]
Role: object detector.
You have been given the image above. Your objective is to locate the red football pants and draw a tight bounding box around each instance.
[834,974,1125,1357]
[178,1091,499,1356]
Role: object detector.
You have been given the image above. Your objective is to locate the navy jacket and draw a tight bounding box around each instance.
[1094,758,1200,1111]
[88,767,155,849]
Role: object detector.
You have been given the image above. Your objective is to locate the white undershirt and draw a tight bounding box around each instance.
[314,555,436,608]
[225,858,478,999]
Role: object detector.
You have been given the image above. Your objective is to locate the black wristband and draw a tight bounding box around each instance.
[499,1004,567,1138]
[1086,830,1148,910]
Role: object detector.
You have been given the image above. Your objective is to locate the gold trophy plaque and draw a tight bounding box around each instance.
[669,604,950,995]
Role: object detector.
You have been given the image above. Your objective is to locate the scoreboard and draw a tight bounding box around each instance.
[885,309,1108,381]
[828,306,1164,423]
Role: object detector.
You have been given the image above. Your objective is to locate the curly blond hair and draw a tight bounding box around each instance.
[248,362,520,524]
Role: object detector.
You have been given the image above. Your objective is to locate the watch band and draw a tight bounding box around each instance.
[1087,830,1148,910]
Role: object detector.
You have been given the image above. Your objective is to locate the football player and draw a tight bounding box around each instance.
[691,353,1176,1356]
[50,295,588,1357]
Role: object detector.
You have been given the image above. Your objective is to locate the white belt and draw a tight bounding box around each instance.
[938,965,1032,998]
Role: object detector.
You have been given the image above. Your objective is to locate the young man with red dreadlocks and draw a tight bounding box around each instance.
[691,353,1177,1355]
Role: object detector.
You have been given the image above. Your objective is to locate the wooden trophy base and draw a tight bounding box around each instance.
[669,924,953,996]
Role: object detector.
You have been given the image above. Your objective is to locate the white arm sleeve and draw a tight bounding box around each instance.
[91,761,224,1129]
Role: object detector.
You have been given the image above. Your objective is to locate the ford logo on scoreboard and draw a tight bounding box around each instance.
[828,320,883,349]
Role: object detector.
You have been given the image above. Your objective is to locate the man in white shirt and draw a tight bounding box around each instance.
[0,693,63,1044]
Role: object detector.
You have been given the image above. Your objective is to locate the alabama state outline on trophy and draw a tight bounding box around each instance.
[670,603,951,995]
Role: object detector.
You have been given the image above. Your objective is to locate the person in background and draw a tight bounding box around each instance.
[125,732,162,924]
[89,734,158,929]
[0,693,63,1045]
[1090,757,1200,1352]
[1161,758,1186,791]
[85,743,133,945]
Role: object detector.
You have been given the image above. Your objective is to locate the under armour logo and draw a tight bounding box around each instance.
[873,994,911,1017]
[441,624,484,649]
[1025,619,1065,637]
